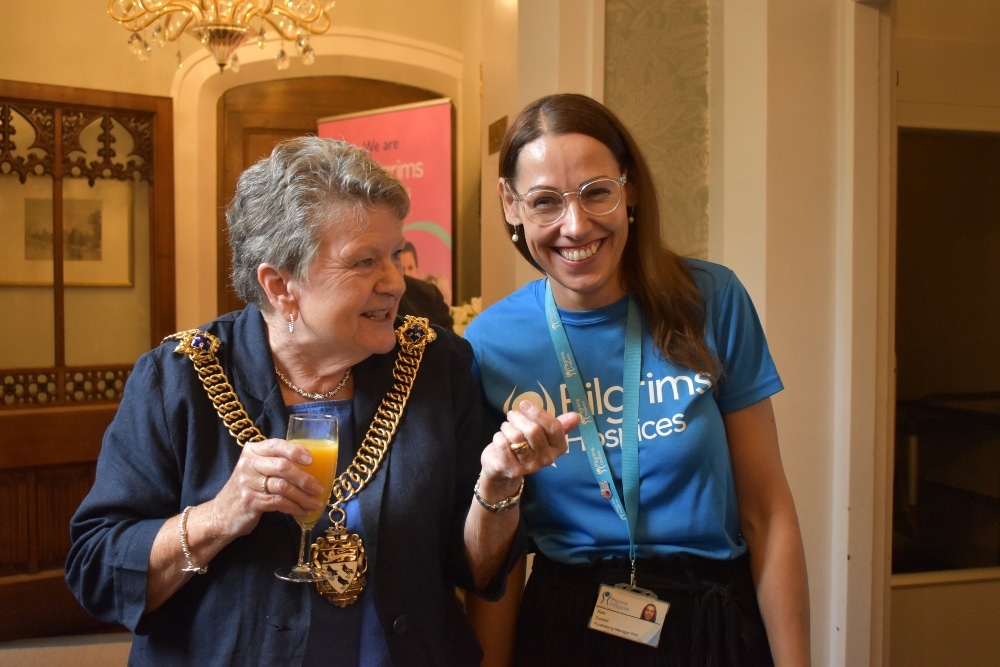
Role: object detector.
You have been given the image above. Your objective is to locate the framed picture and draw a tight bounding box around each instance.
[0,177,133,287]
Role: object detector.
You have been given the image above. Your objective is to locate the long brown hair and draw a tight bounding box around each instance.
[498,94,717,377]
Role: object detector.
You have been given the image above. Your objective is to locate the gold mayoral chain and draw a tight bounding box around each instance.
[165,315,437,607]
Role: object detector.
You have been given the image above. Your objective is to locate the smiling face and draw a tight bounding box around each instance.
[289,203,406,364]
[500,133,630,311]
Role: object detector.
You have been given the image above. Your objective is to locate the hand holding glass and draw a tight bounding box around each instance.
[274,414,339,583]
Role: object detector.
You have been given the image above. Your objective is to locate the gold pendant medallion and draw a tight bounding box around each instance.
[312,519,368,607]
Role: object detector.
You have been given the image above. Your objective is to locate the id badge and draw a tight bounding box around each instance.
[588,583,670,647]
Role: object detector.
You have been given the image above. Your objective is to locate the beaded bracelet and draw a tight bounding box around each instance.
[179,505,208,574]
[473,477,525,513]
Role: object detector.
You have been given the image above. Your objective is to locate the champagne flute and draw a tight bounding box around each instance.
[274,414,339,582]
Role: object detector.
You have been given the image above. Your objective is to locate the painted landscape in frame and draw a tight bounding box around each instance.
[0,176,133,287]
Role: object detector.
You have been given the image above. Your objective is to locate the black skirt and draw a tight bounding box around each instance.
[514,552,774,667]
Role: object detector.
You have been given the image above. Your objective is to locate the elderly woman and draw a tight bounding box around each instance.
[66,136,577,666]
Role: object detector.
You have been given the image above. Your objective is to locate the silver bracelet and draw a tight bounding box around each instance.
[473,477,525,513]
[179,505,208,574]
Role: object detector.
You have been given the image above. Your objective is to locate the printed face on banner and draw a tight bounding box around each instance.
[318,100,453,304]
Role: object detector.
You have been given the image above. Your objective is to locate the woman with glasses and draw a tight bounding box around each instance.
[463,94,810,666]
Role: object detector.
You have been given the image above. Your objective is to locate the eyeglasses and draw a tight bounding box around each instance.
[503,173,627,226]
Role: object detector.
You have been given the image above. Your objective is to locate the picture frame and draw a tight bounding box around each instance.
[0,176,134,287]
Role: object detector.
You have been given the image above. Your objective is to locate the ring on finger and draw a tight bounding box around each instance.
[261,475,271,494]
[509,440,529,454]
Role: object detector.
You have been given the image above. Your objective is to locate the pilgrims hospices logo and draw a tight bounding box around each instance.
[501,371,711,451]
[502,383,558,416]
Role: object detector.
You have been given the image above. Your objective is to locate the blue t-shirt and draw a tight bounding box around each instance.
[464,259,782,564]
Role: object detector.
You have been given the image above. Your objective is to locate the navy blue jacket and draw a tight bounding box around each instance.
[66,305,514,665]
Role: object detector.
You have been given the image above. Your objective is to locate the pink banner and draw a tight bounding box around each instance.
[318,99,453,303]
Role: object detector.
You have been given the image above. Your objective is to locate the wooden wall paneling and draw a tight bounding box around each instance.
[0,79,173,642]
[0,570,114,643]
[53,107,66,370]
[36,465,96,571]
[149,94,176,345]
[0,406,117,469]
[0,470,30,576]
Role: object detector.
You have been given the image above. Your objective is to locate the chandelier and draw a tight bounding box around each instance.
[108,1,338,72]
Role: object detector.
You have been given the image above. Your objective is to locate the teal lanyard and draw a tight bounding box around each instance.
[544,281,643,570]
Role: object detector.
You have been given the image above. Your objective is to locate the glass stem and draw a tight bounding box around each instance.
[297,525,311,568]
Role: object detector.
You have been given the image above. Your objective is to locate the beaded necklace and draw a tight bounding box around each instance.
[274,366,351,400]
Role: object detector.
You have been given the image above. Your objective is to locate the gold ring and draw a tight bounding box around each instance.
[509,440,529,454]
[261,475,270,494]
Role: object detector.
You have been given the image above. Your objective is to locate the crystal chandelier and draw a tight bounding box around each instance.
[108,1,338,72]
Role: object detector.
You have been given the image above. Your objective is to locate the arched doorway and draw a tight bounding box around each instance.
[170,31,467,327]
[215,76,442,315]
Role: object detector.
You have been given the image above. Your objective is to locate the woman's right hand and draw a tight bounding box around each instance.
[208,438,329,540]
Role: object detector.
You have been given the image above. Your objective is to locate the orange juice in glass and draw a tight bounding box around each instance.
[275,414,338,583]
[291,437,339,527]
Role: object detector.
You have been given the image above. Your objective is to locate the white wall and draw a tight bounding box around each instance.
[710,1,893,664]
[896,0,1000,132]
[478,0,606,306]
[706,0,908,664]
[2,0,473,97]
[478,0,521,307]
[2,0,177,95]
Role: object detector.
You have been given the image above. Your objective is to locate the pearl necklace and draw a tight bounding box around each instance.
[274,366,352,401]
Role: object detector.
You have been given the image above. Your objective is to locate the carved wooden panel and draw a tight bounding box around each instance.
[0,78,175,355]
[0,101,154,185]
[1,367,131,407]
[0,79,172,642]
[0,103,55,181]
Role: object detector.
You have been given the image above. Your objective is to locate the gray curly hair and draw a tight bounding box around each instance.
[227,135,410,309]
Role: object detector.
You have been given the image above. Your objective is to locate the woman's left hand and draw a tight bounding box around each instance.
[207,437,327,541]
[479,400,581,485]
[464,401,579,589]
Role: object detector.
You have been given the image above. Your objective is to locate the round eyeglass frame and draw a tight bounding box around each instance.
[503,172,628,226]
